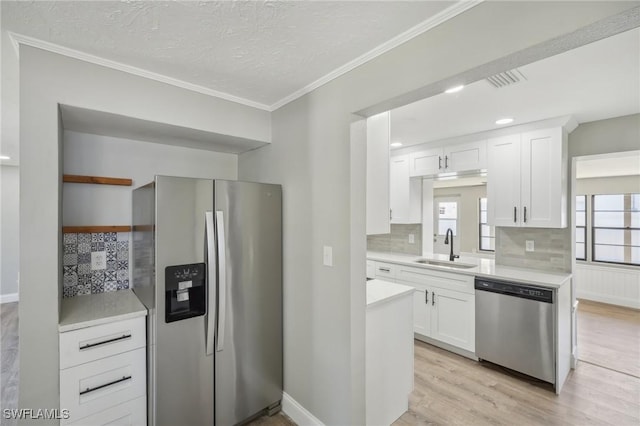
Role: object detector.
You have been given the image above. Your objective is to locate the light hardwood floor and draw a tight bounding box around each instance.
[2,300,638,426]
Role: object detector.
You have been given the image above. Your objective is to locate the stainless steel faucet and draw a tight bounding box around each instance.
[444,228,460,262]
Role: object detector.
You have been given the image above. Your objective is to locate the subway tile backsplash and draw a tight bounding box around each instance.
[367,224,422,256]
[62,232,130,298]
[495,227,571,273]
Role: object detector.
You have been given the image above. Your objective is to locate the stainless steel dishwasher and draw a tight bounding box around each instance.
[475,277,555,384]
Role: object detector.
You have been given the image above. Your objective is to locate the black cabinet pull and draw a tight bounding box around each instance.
[514,207,517,223]
[80,334,131,350]
[432,292,436,306]
[80,376,132,396]
[524,206,527,223]
[445,156,449,168]
[438,156,442,169]
[425,290,428,304]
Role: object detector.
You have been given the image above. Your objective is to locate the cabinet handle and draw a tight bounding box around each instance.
[514,207,517,223]
[445,155,449,169]
[438,156,442,169]
[432,292,436,306]
[425,290,428,304]
[79,334,131,350]
[524,206,527,223]
[390,209,392,220]
[379,267,390,273]
[80,376,132,396]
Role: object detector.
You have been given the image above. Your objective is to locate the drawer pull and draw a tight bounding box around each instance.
[80,376,132,396]
[378,268,390,272]
[80,334,132,350]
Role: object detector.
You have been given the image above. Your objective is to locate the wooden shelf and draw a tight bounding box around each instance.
[62,226,132,234]
[63,175,132,186]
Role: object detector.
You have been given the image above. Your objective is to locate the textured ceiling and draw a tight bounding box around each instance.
[2,1,456,107]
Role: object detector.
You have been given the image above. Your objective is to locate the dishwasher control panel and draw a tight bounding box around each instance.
[475,279,553,303]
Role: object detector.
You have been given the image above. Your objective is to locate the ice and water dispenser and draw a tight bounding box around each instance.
[165,263,206,323]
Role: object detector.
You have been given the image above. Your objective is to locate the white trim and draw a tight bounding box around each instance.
[0,293,19,304]
[578,292,640,310]
[269,0,483,110]
[282,392,324,426]
[7,32,271,112]
[7,1,482,113]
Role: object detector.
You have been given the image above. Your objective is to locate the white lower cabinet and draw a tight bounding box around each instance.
[373,260,475,354]
[428,287,475,353]
[60,317,147,425]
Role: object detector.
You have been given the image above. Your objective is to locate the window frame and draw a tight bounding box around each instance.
[575,195,587,261]
[591,193,640,267]
[478,197,494,253]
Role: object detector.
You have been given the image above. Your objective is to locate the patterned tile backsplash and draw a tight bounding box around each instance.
[495,227,571,273]
[63,232,130,298]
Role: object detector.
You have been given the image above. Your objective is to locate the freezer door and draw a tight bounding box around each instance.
[154,176,214,426]
[214,180,283,425]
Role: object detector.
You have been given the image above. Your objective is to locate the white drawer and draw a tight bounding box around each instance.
[68,396,146,426]
[374,262,398,280]
[396,265,474,294]
[60,317,145,369]
[61,348,146,425]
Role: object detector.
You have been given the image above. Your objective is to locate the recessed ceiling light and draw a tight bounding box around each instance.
[444,85,464,94]
[0,155,10,160]
[495,118,514,125]
[390,142,403,147]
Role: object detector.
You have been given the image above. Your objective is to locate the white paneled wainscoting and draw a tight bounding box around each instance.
[575,263,640,309]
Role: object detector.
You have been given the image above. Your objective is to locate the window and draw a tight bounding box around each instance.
[575,195,586,261]
[437,201,458,236]
[592,193,640,266]
[479,198,494,252]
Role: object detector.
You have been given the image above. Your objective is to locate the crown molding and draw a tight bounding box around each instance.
[7,1,482,113]
[268,0,483,111]
[7,31,272,111]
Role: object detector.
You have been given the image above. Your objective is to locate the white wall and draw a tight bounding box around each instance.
[239,3,638,424]
[63,131,237,227]
[1,165,19,301]
[18,46,269,420]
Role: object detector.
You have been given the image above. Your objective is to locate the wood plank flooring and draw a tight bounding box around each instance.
[0,302,19,426]
[577,299,640,377]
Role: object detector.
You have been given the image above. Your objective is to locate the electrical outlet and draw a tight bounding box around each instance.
[91,251,107,270]
[323,246,333,267]
[408,234,415,244]
[525,240,535,252]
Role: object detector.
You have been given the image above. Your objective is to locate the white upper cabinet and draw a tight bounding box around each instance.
[487,127,567,228]
[366,112,391,235]
[390,155,422,223]
[409,140,487,177]
[521,127,567,228]
[444,140,487,173]
[409,147,443,176]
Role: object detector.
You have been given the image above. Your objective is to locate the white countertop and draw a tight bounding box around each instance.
[367,251,572,288]
[367,279,415,308]
[59,289,148,332]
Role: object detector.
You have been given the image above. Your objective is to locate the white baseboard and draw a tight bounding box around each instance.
[0,293,19,304]
[282,392,324,426]
[578,291,640,310]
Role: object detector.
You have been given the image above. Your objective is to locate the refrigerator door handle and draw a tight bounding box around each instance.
[215,210,227,352]
[205,211,216,356]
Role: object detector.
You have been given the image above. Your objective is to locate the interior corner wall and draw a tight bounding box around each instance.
[1,165,20,299]
[238,2,637,423]
[18,45,269,419]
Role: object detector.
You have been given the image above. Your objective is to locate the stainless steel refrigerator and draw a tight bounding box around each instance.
[132,176,283,426]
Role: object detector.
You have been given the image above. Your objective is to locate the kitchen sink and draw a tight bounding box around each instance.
[414,259,476,269]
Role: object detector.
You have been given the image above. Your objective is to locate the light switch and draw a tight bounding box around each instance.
[91,251,107,270]
[323,246,333,267]
[525,240,535,252]
[408,234,415,244]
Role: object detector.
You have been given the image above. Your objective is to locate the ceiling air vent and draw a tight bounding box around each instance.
[486,69,527,88]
